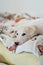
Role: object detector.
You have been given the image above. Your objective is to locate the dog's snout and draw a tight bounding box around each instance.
[15,42,19,45]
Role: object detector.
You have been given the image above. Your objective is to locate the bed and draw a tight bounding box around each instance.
[0,13,41,65]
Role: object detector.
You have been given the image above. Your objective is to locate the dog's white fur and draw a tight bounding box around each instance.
[14,25,39,45]
[13,18,43,45]
[15,18,43,34]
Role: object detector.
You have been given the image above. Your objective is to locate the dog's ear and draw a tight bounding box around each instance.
[27,25,39,37]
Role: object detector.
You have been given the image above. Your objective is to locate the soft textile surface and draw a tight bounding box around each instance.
[0,13,41,65]
[15,35,43,57]
[0,40,40,65]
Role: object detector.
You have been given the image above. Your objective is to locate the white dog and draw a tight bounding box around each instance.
[14,25,39,45]
[13,18,43,56]
[3,18,43,46]
[4,25,38,44]
[1,18,43,51]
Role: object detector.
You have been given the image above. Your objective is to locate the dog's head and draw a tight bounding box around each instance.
[14,25,39,45]
[3,25,39,46]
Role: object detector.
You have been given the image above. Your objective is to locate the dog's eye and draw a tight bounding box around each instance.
[17,33,18,35]
[11,31,14,33]
[22,33,26,36]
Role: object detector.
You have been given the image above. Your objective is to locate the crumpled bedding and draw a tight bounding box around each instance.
[0,34,43,57]
[0,13,42,65]
[0,40,40,65]
[15,35,43,57]
[0,14,43,56]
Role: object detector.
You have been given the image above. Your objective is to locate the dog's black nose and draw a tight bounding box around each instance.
[15,42,19,45]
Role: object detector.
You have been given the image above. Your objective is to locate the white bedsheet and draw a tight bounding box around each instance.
[15,35,43,57]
